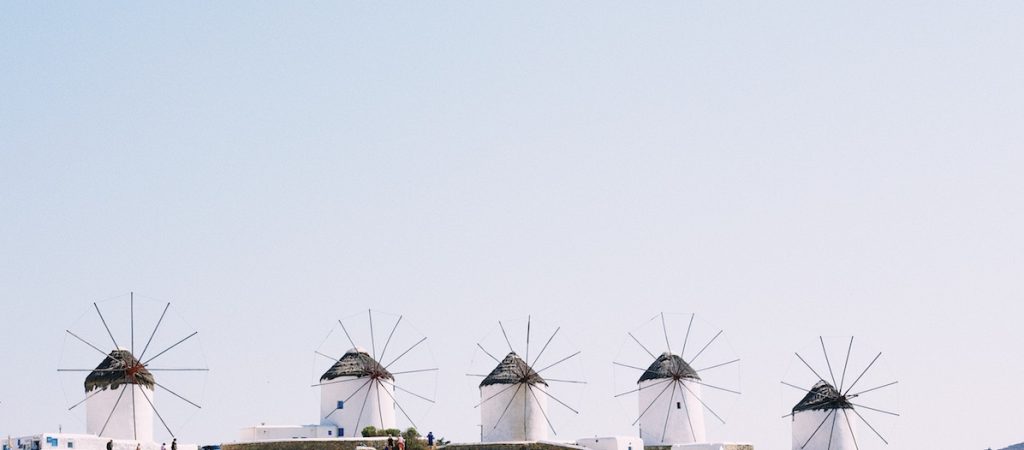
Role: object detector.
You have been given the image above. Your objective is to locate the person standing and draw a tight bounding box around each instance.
[426,432,434,449]
[135,444,141,450]
[106,441,113,450]
[397,436,405,450]
[171,440,177,450]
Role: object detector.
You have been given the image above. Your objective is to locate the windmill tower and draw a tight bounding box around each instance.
[60,293,208,441]
[783,337,899,450]
[613,313,741,446]
[319,347,397,436]
[471,316,583,443]
[85,349,156,440]
[314,310,437,437]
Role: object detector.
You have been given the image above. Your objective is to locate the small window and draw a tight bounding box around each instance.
[328,431,332,436]
[337,400,344,409]
[676,402,681,409]
[339,428,344,437]
[67,443,74,449]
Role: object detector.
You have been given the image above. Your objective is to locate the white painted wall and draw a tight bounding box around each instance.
[8,433,196,450]
[791,409,857,450]
[320,376,396,437]
[575,436,643,450]
[238,425,337,441]
[479,383,548,442]
[85,385,155,442]
[637,380,705,445]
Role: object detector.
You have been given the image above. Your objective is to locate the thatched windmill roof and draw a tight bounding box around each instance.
[321,348,394,382]
[84,349,155,392]
[480,352,548,388]
[637,352,701,383]
[792,380,852,412]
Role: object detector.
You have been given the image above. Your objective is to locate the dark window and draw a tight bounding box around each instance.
[339,428,345,437]
[676,402,681,409]
[337,400,344,409]
[328,431,332,436]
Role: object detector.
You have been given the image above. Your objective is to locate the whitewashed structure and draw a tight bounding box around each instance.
[4,434,196,450]
[791,381,856,450]
[84,349,156,442]
[479,352,549,442]
[637,352,706,445]
[319,347,397,437]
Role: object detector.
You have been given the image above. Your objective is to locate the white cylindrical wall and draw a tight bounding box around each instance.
[480,383,548,442]
[637,379,705,445]
[791,409,857,450]
[320,376,396,436]
[85,385,155,441]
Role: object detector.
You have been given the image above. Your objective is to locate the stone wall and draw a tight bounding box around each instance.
[224,438,392,450]
[442,443,585,450]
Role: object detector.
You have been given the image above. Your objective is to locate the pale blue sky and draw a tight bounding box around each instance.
[2,2,1023,449]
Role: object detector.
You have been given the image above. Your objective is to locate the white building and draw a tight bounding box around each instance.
[791,381,856,450]
[84,349,156,442]
[637,352,706,445]
[5,433,196,450]
[319,347,397,437]
[479,352,549,442]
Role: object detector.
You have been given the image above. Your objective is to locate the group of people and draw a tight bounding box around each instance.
[105,438,177,450]
[383,432,435,450]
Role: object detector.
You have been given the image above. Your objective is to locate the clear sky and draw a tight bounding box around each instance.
[2,2,1022,449]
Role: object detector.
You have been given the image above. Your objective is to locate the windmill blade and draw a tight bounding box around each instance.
[660,313,672,355]
[851,407,889,445]
[130,293,135,356]
[67,388,105,411]
[530,326,560,368]
[477,343,502,364]
[614,378,670,398]
[629,332,656,360]
[795,352,830,386]
[389,368,439,376]
[848,381,899,398]
[376,379,419,430]
[525,315,531,366]
[849,402,899,416]
[375,380,385,429]
[678,380,726,425]
[631,380,674,425]
[613,361,648,372]
[535,351,581,374]
[146,368,209,372]
[153,381,202,409]
[799,409,835,450]
[781,380,812,393]
[138,302,170,361]
[826,408,838,450]
[132,381,138,440]
[377,315,403,364]
[838,336,854,393]
[94,302,120,350]
[542,378,587,384]
[99,385,129,436]
[820,336,839,389]
[378,378,435,403]
[352,379,374,436]
[841,408,860,450]
[66,330,109,358]
[843,352,882,396]
[338,319,358,351]
[679,313,695,360]
[315,351,339,362]
[312,376,372,388]
[691,379,741,395]
[368,310,377,360]
[688,330,723,367]
[531,385,579,414]
[142,331,198,366]
[474,383,518,408]
[696,358,740,373]
[661,381,679,443]
[383,336,427,370]
[491,384,523,431]
[138,383,175,438]
[499,321,516,354]
[526,385,557,435]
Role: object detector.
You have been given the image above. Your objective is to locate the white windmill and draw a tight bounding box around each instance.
[312,310,437,438]
[469,316,584,443]
[59,293,208,442]
[782,337,899,450]
[613,313,741,446]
